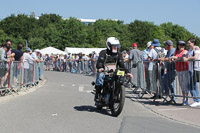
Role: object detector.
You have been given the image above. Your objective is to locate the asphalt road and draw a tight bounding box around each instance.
[0,71,199,133]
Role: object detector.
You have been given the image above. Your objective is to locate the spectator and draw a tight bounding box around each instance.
[45,54,51,71]
[148,39,165,98]
[32,49,39,59]
[129,43,143,87]
[67,53,72,72]
[143,41,153,91]
[129,43,143,66]
[23,48,39,84]
[143,41,151,60]
[161,40,177,102]
[63,55,67,72]
[11,42,24,61]
[172,41,189,105]
[82,53,89,74]
[183,38,200,107]
[0,44,11,88]
[78,53,83,73]
[6,39,12,57]
[122,50,129,63]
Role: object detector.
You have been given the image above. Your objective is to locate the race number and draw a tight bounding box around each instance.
[117,70,125,76]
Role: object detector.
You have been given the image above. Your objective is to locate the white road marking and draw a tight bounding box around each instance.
[86,90,92,93]
[72,84,76,87]
[78,86,93,93]
[60,84,65,87]
[79,86,84,92]
[158,108,187,111]
[52,113,58,116]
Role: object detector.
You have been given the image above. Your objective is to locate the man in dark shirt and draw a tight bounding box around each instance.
[11,43,24,61]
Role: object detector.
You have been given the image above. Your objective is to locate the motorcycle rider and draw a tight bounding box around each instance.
[95,37,132,102]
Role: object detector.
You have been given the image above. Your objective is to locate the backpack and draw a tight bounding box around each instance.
[154,47,165,58]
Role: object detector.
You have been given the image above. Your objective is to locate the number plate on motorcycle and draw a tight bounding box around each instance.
[117,70,125,76]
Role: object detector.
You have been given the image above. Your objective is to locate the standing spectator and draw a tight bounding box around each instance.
[78,52,83,73]
[5,39,12,57]
[0,44,11,88]
[63,55,67,72]
[11,42,24,61]
[143,41,152,91]
[122,50,129,63]
[23,48,39,84]
[161,40,177,102]
[92,51,98,75]
[148,39,165,98]
[88,53,93,75]
[129,43,143,87]
[67,53,72,72]
[172,41,189,105]
[143,41,152,61]
[45,54,50,70]
[11,43,24,86]
[82,53,89,74]
[31,49,39,60]
[183,38,200,107]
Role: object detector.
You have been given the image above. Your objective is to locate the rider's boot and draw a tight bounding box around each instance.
[94,85,102,102]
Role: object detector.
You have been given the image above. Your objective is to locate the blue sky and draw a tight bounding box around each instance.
[0,0,200,36]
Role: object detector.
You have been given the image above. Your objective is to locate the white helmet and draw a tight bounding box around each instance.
[106,37,120,51]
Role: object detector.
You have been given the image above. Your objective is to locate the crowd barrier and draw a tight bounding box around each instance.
[45,59,97,76]
[132,60,200,104]
[0,61,44,96]
[45,59,200,104]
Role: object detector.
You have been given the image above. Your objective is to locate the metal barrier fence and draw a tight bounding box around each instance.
[132,60,200,105]
[45,59,97,76]
[0,61,44,96]
[44,59,200,104]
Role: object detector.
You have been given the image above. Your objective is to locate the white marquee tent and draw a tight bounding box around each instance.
[65,47,106,55]
[40,46,66,55]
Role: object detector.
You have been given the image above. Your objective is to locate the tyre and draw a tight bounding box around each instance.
[110,85,125,117]
[96,106,102,110]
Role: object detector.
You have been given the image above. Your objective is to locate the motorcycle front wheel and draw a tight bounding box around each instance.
[110,85,125,117]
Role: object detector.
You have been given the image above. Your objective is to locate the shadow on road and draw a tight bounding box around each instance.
[74,105,112,116]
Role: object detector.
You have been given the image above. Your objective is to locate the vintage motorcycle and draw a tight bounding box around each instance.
[92,67,126,117]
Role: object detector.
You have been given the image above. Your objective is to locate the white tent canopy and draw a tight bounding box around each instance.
[65,47,106,55]
[40,46,66,55]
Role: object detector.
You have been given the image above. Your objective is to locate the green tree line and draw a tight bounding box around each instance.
[0,13,199,51]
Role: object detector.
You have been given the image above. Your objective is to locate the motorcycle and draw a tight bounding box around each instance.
[92,67,126,117]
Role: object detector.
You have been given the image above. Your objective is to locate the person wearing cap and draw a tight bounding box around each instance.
[161,40,177,102]
[23,48,39,84]
[147,39,165,98]
[143,41,153,91]
[129,43,143,64]
[171,41,189,105]
[182,38,200,107]
[143,41,152,61]
[129,43,143,87]
[32,49,40,60]
[32,49,42,79]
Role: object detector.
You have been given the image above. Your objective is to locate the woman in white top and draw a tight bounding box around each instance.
[183,38,200,107]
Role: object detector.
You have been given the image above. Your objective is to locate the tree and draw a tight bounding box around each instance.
[60,18,87,48]
[0,13,200,50]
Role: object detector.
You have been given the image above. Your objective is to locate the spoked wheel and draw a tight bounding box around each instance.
[110,85,125,117]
